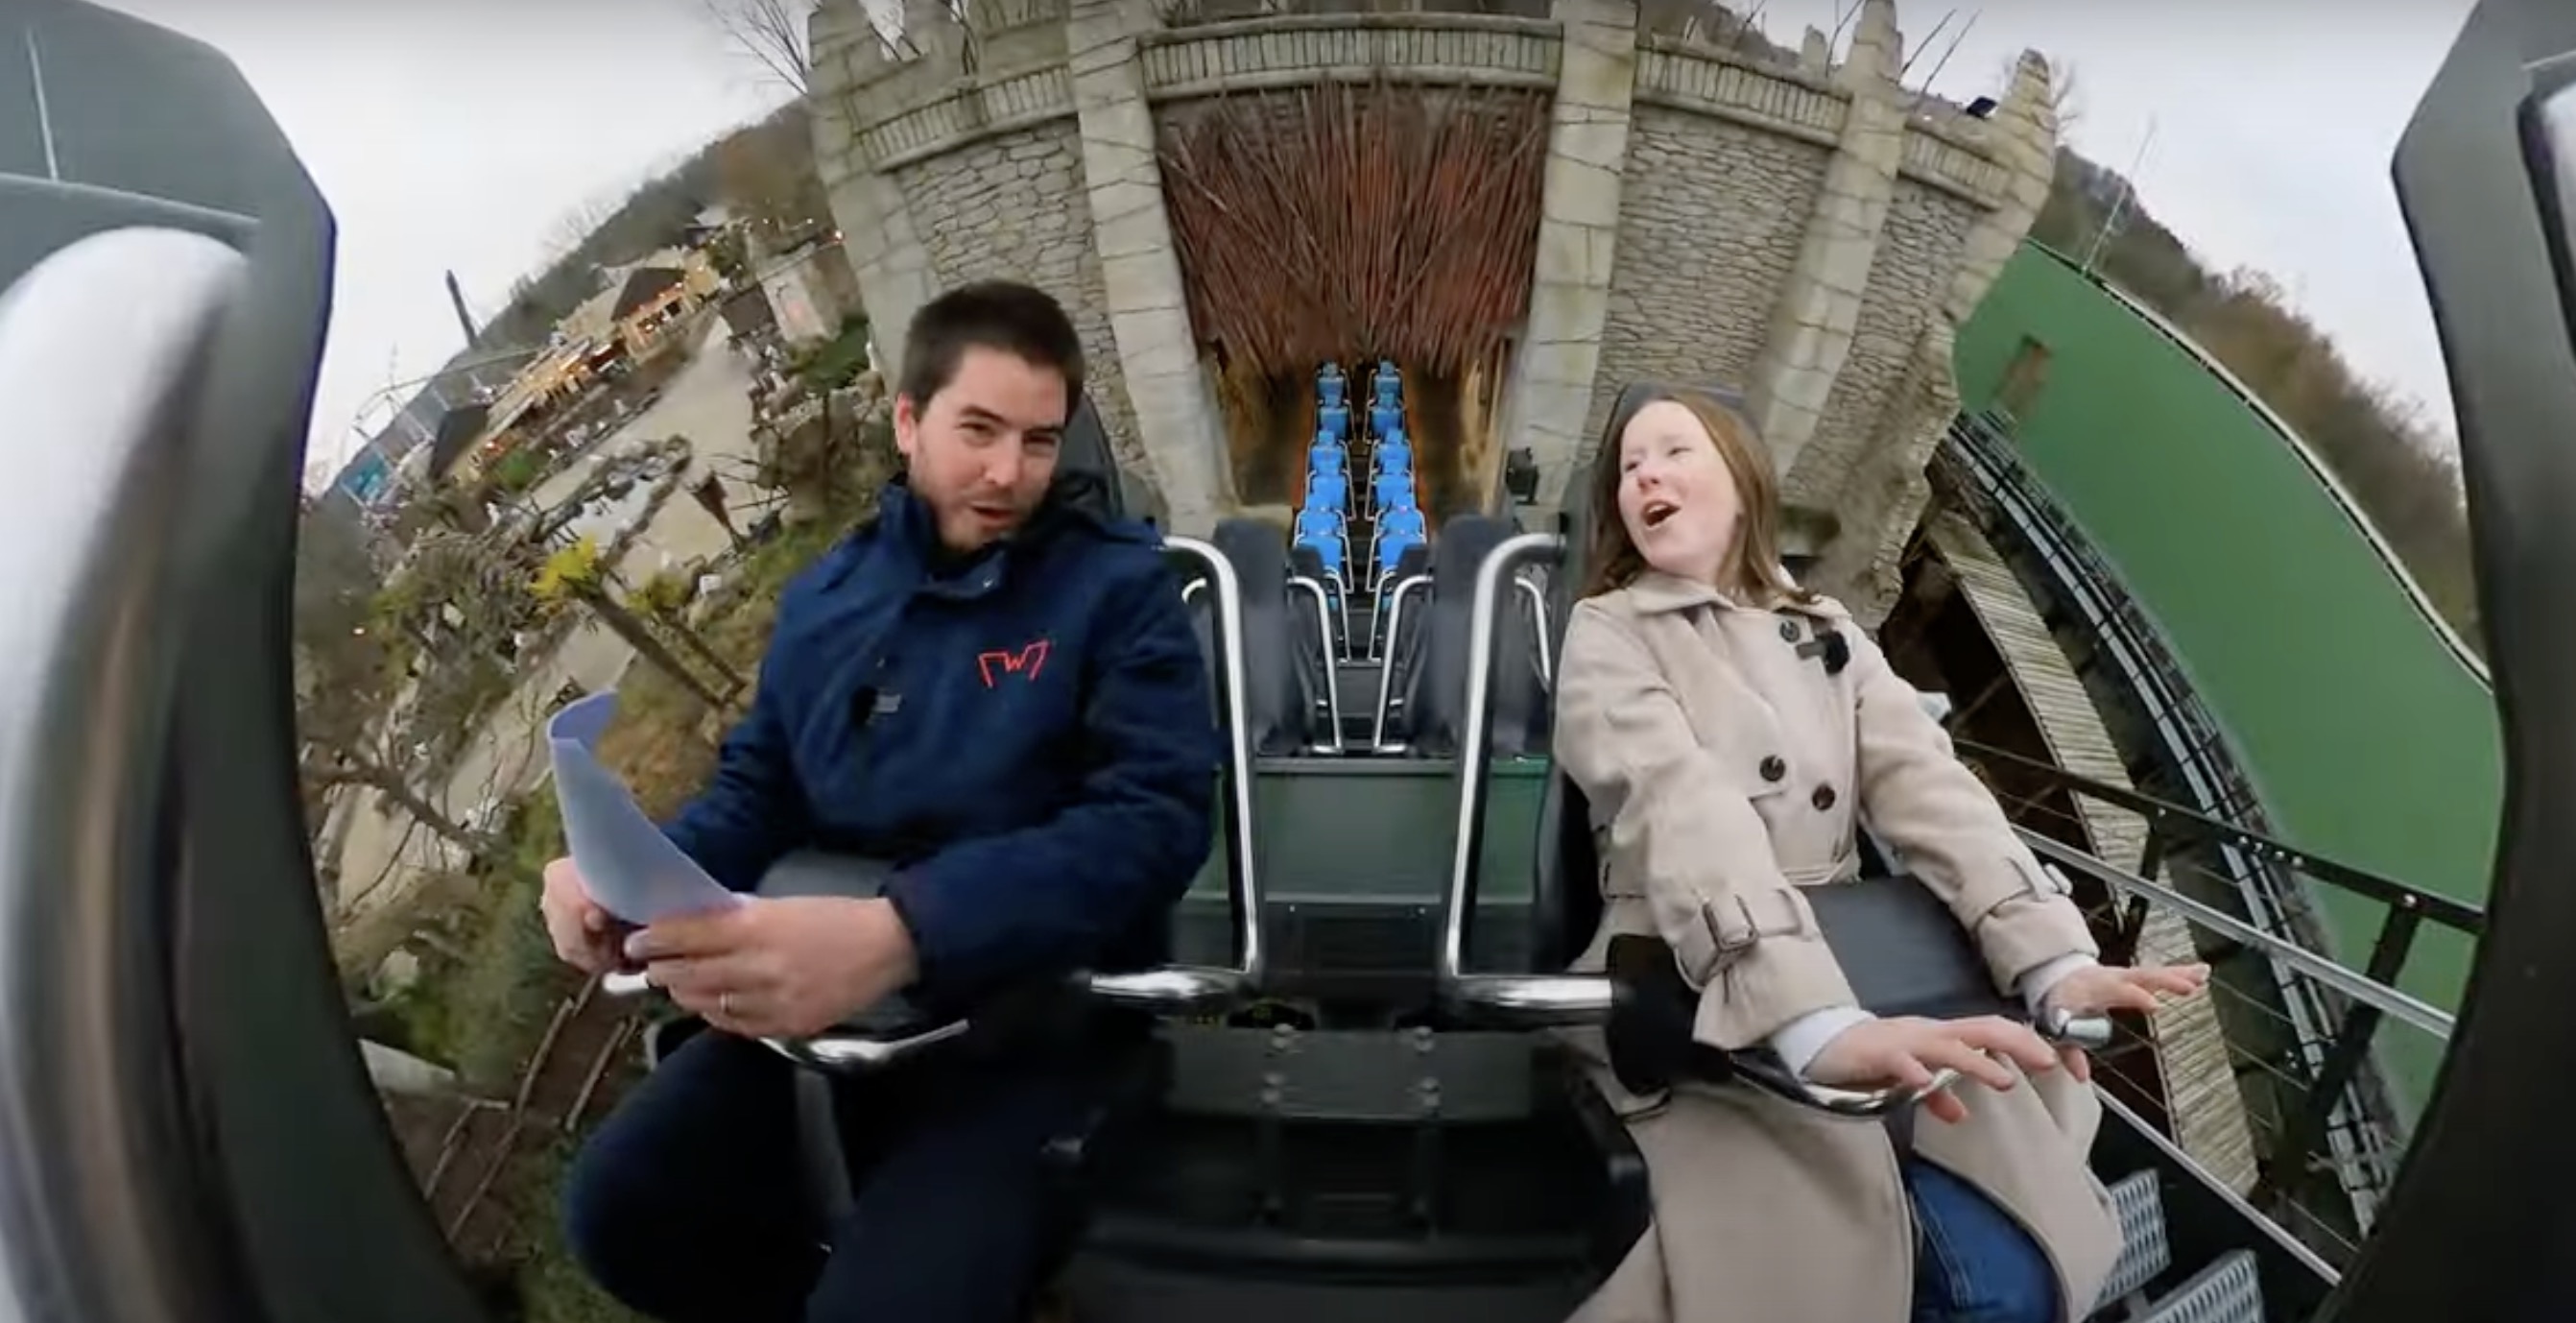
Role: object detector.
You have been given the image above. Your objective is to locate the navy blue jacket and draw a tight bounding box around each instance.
[661,477,1219,1008]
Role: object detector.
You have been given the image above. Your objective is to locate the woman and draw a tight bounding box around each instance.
[1553,390,2207,1323]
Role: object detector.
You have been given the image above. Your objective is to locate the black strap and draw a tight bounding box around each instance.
[1883,1105,1919,1159]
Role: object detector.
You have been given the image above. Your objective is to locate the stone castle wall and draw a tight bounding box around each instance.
[884,122,1141,476]
[807,0,2056,578]
[1588,108,1830,445]
[1790,177,1974,512]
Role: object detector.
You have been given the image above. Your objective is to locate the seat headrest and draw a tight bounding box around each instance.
[1562,381,1754,599]
[1053,393,1125,522]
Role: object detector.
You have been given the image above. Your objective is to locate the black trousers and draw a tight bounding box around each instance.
[561,1027,1100,1322]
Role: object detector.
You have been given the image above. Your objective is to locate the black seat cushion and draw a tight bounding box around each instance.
[1491,561,1552,759]
[1530,774,1603,974]
[1053,395,1126,523]
[1407,516,1511,756]
[1212,518,1311,755]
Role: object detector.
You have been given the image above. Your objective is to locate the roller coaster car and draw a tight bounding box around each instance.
[608,385,2306,1322]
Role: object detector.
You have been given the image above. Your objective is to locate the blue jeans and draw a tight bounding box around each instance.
[561,1028,1097,1323]
[1905,1158,2062,1323]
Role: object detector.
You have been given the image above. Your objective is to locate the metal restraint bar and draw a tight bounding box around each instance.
[1435,531,1609,1023]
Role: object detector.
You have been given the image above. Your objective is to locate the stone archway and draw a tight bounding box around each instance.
[1157,78,1548,514]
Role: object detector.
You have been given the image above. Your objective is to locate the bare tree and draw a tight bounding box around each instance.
[704,0,820,93]
[541,192,627,270]
[536,539,741,710]
[296,634,501,865]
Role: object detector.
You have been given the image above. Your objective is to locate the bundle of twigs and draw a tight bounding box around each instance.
[1159,76,1549,378]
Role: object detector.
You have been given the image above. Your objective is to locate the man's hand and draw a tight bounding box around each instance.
[1803,1015,2060,1125]
[2041,962,2210,1081]
[626,897,920,1041]
[539,857,632,974]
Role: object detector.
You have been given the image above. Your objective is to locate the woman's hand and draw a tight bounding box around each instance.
[1803,1016,2060,1125]
[2041,963,2212,1081]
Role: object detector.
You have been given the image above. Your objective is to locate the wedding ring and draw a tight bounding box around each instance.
[720,992,736,1019]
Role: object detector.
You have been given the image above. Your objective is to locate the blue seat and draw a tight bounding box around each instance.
[1371,404,1402,439]
[1376,530,1422,578]
[1318,362,1344,384]
[1372,470,1413,511]
[1380,505,1427,541]
[1311,447,1345,477]
[1375,445,1413,478]
[1379,424,1407,452]
[1306,472,1349,511]
[1320,377,1346,409]
[1295,508,1342,541]
[1297,532,1348,581]
[1373,376,1399,409]
[1319,405,1349,441]
[1313,430,1345,454]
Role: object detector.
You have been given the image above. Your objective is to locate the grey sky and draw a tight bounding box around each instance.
[104,0,2472,490]
[1758,0,2472,439]
[102,0,793,490]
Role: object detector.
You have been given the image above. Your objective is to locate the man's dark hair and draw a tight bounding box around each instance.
[896,280,1086,415]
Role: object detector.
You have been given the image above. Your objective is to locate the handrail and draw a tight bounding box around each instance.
[1287,573,1345,753]
[1371,569,1427,662]
[1371,572,1432,747]
[1515,572,1554,691]
[2023,834,2456,1039]
[1945,417,2267,837]
[1128,534,1275,991]
[1945,417,2341,952]
[1437,532,1585,1014]
[1957,737,2486,936]
[1944,417,2417,1227]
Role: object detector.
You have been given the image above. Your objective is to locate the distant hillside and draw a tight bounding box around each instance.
[332,102,830,481]
[2029,148,2481,643]
[477,102,830,351]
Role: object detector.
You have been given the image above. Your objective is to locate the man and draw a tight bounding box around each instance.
[545,280,1218,1322]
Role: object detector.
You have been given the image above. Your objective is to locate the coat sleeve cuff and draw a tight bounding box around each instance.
[1973,857,2101,993]
[878,870,958,1000]
[1687,927,1861,1053]
[2016,951,2098,1018]
[1769,1005,1875,1079]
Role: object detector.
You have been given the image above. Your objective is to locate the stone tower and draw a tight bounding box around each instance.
[806,0,2057,618]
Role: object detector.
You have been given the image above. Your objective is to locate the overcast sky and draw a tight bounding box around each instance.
[101,0,797,491]
[101,0,2473,491]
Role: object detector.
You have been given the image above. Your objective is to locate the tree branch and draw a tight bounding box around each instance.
[702,0,817,94]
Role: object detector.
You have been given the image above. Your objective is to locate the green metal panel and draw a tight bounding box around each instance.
[1955,246,2498,1095]
[1188,758,1550,903]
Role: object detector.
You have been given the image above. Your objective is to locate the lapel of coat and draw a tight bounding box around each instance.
[1619,572,1781,756]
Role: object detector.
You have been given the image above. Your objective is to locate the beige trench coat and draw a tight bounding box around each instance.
[1552,571,2121,1323]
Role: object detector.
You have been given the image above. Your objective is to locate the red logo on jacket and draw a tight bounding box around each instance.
[976,639,1052,688]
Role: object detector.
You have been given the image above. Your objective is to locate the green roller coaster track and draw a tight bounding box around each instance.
[1954,243,2499,1100]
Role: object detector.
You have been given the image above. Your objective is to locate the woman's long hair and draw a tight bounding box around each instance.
[1578,389,1818,607]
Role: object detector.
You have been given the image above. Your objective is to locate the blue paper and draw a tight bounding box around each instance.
[547,690,743,924]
